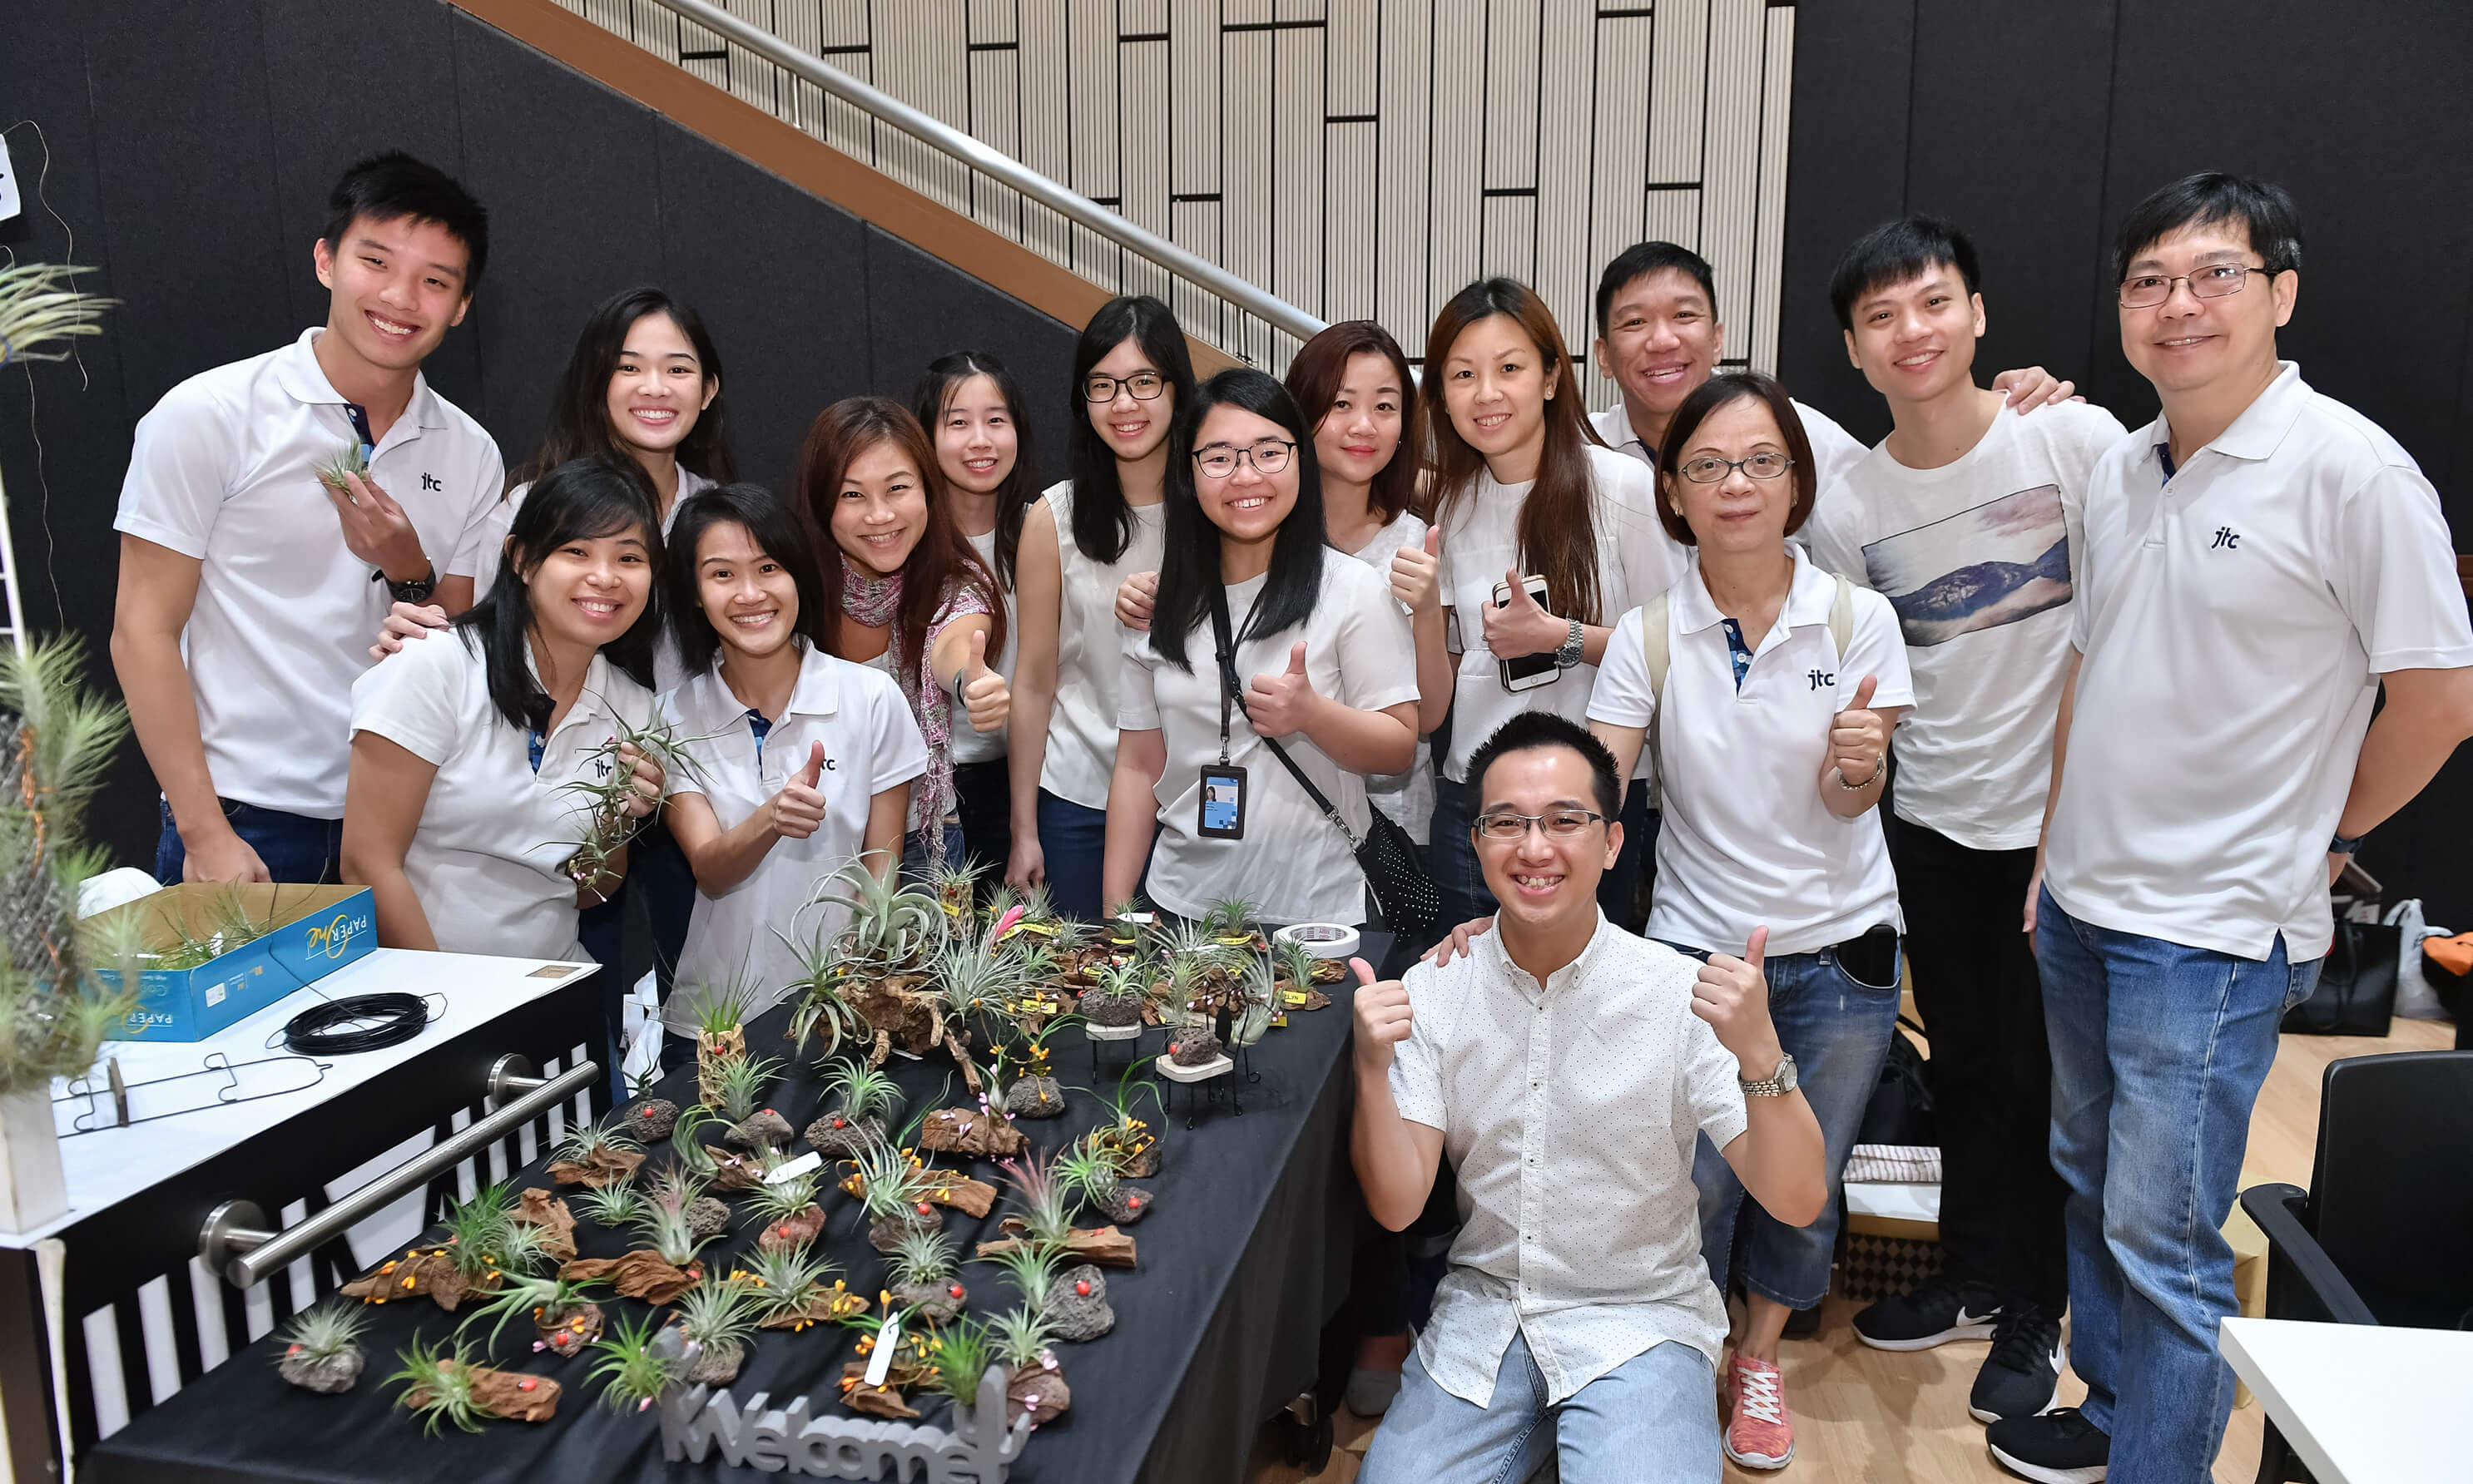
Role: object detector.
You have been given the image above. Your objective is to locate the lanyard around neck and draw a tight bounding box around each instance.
[1206,581,1266,766]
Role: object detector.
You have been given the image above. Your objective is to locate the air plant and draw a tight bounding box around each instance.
[458,1269,609,1358]
[998,1025,1071,1119]
[684,978,755,1061]
[816,853,945,976]
[923,1317,994,1407]
[929,857,982,919]
[840,1306,939,1413]
[1232,952,1281,1048]
[1078,958,1147,1030]
[1055,1139,1149,1224]
[1105,897,1149,947]
[808,1056,904,1156]
[709,1050,782,1126]
[930,930,1028,1049]
[730,1240,864,1331]
[572,1178,646,1232]
[389,1334,489,1435]
[1087,1059,1166,1178]
[633,1184,717,1270]
[650,1165,729,1241]
[548,1115,645,1187]
[339,1182,552,1313]
[315,439,369,493]
[884,1229,968,1323]
[849,1133,943,1253]
[995,1150,1081,1252]
[745,1168,827,1250]
[667,1104,725,1178]
[1200,896,1262,946]
[587,1313,676,1415]
[553,712,705,898]
[671,1277,761,1385]
[0,262,115,367]
[782,925,873,1061]
[275,1299,371,1393]
[987,1304,1055,1372]
[989,1304,1070,1424]
[976,1240,1063,1316]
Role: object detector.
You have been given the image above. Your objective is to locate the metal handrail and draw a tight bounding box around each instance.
[196,1055,598,1289]
[632,0,1326,348]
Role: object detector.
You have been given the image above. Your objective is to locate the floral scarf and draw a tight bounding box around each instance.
[841,566,989,859]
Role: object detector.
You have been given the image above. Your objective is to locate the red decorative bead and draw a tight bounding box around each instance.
[948,1284,964,1298]
[831,1117,845,1129]
[1074,1280,1092,1297]
[518,1378,538,1392]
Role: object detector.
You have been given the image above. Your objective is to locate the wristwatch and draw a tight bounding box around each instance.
[1552,618,1586,670]
[1739,1051,1799,1098]
[2328,829,2366,856]
[377,564,438,606]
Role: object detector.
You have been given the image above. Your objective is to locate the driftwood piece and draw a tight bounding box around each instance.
[340,1247,491,1312]
[512,1189,577,1262]
[975,1221,1137,1269]
[919,1106,1026,1158]
[547,1145,644,1189]
[405,1361,559,1423]
[562,1250,702,1304]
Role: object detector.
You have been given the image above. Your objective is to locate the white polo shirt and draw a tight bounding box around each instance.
[1041,482,1167,809]
[951,528,1017,766]
[1589,547,1915,957]
[349,626,659,962]
[1590,398,1867,498]
[662,641,929,1023]
[1119,553,1418,924]
[115,329,506,819]
[461,468,712,692]
[1437,444,1684,783]
[2045,363,2473,962]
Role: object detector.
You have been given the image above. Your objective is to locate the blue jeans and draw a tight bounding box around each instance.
[1035,789,1109,921]
[1691,941,1902,1308]
[2034,889,2318,1484]
[1360,1330,1719,1484]
[154,799,342,885]
[899,821,969,882]
[1431,775,1656,935]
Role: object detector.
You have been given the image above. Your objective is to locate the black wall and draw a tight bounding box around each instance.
[1779,0,2473,928]
[0,0,1079,870]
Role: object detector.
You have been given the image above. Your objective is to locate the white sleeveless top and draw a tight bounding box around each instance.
[1040,480,1166,809]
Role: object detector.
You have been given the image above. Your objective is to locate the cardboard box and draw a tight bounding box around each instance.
[95,884,378,1041]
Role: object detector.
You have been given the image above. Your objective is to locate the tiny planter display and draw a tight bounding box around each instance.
[1057,1138,1153,1228]
[276,1300,371,1394]
[459,1269,611,1360]
[670,1278,762,1387]
[744,1167,828,1252]
[684,982,754,1109]
[805,1056,901,1159]
[389,1335,560,1432]
[974,1150,1138,1272]
[562,1185,714,1303]
[730,1239,867,1332]
[837,1308,939,1418]
[847,1132,945,1254]
[342,1183,553,1313]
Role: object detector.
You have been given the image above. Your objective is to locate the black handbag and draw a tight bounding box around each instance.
[1207,586,1443,939]
[2281,918,2401,1036]
[1857,1017,1938,1148]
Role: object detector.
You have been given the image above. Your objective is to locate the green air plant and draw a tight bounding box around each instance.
[987,1303,1054,1373]
[976,1240,1063,1316]
[709,1050,782,1127]
[344,1182,546,1311]
[1232,951,1280,1049]
[671,1274,761,1385]
[315,439,369,493]
[808,1055,903,1156]
[929,856,982,921]
[816,853,945,976]
[388,1333,488,1435]
[745,1168,826,1250]
[988,1303,1069,1422]
[548,1115,645,1188]
[650,1164,729,1243]
[1077,957,1147,1031]
[1086,1058,1166,1179]
[683,977,755,1053]
[458,1269,610,1358]
[0,262,115,369]
[632,1184,717,1271]
[667,1103,724,1177]
[929,930,1027,1053]
[1200,896,1261,946]
[572,1179,646,1231]
[730,1239,862,1331]
[552,711,707,899]
[849,1130,942,1254]
[781,923,873,1062]
[923,1317,994,1407]
[276,1299,371,1393]
[1273,936,1321,992]
[998,1021,1072,1120]
[995,1148,1080,1252]
[587,1311,676,1415]
[884,1228,967,1323]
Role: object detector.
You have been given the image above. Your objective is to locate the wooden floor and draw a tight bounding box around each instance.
[1250,1016,2455,1484]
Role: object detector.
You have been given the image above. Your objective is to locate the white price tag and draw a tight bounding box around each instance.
[862,1308,904,1388]
[763,1150,822,1185]
[0,137,19,224]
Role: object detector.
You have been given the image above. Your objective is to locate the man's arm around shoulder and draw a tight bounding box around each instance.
[1350,956,1447,1232]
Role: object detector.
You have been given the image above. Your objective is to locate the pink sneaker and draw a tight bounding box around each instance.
[1724,1354,1795,1469]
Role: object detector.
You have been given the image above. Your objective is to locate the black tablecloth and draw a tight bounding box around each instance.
[82,944,1381,1484]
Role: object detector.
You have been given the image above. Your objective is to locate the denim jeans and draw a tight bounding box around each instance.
[899,821,969,881]
[2034,889,2318,1484]
[1691,940,1903,1308]
[1359,1330,1719,1484]
[1035,789,1110,921]
[1430,775,1657,936]
[154,799,342,885]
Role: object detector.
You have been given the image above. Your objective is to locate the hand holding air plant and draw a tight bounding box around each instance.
[554,713,702,902]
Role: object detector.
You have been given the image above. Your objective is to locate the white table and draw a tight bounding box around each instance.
[2220,1316,2473,1484]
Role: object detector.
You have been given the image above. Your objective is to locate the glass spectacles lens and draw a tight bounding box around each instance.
[1747,453,1789,477]
[1683,458,1727,482]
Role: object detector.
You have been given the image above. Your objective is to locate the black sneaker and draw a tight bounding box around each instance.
[1851,1274,2001,1351]
[1969,1303,2064,1422]
[1987,1407,2108,1483]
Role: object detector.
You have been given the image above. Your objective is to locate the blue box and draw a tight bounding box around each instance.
[98,884,379,1041]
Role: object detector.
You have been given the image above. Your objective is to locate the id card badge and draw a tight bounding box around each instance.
[1197,764,1248,839]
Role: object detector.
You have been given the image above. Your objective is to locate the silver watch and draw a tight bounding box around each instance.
[1553,617,1586,670]
[1739,1051,1799,1098]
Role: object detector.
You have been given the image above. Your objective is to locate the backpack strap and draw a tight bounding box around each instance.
[1828,573,1855,665]
[1640,593,1673,708]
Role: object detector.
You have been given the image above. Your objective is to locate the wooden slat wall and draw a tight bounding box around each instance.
[559,0,1797,386]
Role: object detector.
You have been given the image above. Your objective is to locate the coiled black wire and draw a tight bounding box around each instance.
[281,992,433,1056]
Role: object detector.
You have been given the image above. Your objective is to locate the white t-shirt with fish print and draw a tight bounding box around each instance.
[1804,399,2128,851]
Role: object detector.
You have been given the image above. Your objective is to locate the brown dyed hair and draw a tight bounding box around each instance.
[1653,371,1818,547]
[1425,278,1608,624]
[1283,320,1426,526]
[793,396,1006,675]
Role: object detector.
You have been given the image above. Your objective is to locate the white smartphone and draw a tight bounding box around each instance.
[1491,574,1559,691]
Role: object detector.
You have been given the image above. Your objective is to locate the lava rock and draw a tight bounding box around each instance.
[1004,1077,1067,1119]
[1043,1265,1115,1342]
[726,1110,795,1150]
[890,1279,966,1326]
[804,1111,884,1160]
[278,1347,364,1394]
[686,1196,731,1240]
[1098,1183,1154,1224]
[625,1098,679,1140]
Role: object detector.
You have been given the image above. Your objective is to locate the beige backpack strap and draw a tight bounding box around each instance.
[1828,574,1856,665]
[1640,595,1673,706]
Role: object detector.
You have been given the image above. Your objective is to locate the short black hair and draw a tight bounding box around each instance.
[2113,171,2302,284]
[320,151,490,294]
[1828,215,1981,332]
[1465,713,1622,822]
[1594,242,1718,338]
[455,458,660,731]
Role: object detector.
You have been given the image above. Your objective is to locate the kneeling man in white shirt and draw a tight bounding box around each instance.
[1349,712,1826,1483]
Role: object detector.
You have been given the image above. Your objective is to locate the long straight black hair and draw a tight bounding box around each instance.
[911,349,1037,589]
[663,482,830,678]
[1064,295,1197,565]
[521,285,738,487]
[1149,369,1328,673]
[454,458,662,731]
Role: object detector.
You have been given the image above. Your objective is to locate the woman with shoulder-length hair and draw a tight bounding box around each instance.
[1422,277,1683,932]
[1102,368,1418,927]
[1008,295,1198,916]
[792,396,1008,873]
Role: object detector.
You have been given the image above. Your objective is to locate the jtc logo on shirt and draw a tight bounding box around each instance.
[2208,526,2243,551]
[1807,669,1836,690]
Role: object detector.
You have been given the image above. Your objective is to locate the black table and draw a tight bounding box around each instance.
[82,946,1380,1484]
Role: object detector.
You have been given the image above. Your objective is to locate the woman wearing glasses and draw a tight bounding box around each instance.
[1586,371,1913,1471]
[1009,296,1199,918]
[1103,369,1418,927]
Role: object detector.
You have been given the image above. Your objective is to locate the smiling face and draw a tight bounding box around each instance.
[1842,265,1984,404]
[312,214,473,372]
[1191,404,1300,549]
[1474,745,1621,935]
[934,373,1019,497]
[695,520,800,660]
[1593,267,1724,424]
[1311,351,1405,489]
[1086,337,1175,464]
[830,438,929,575]
[1440,314,1557,467]
[604,310,716,458]
[522,524,653,650]
[1667,395,1797,556]
[2119,220,2296,398]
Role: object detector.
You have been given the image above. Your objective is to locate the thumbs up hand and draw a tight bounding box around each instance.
[1482,567,1566,660]
[1390,527,1443,613]
[1244,641,1321,739]
[960,628,1011,734]
[1349,956,1415,1076]
[766,740,830,840]
[1829,674,1887,787]
[1692,926,1784,1070]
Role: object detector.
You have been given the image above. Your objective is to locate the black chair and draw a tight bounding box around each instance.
[2238,1050,2473,1483]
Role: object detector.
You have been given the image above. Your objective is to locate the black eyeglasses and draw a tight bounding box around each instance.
[1677,452,1794,484]
[2118,263,2275,309]
[1473,808,1608,841]
[1084,371,1167,403]
[1194,440,1296,479]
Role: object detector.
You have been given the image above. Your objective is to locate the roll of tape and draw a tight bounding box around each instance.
[1273,923,1360,960]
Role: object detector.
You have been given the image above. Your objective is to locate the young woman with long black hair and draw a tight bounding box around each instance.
[793,397,1009,873]
[1102,369,1418,925]
[1008,295,1197,917]
[912,351,1036,873]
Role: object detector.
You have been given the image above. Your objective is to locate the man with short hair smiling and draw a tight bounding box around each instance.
[1350,712,1826,1482]
[112,151,505,886]
[1996,174,2473,1484]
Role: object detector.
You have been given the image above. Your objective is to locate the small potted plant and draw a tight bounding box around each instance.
[1200,896,1266,952]
[884,1229,968,1324]
[389,1334,559,1432]
[745,1167,828,1251]
[848,1132,944,1254]
[1271,936,1339,1008]
[805,1056,903,1158]
[671,1277,761,1386]
[343,1183,551,1312]
[930,858,982,921]
[572,1178,645,1232]
[459,1269,611,1359]
[562,1184,712,1303]
[275,1299,371,1393]
[586,1312,679,1415]
[919,1053,1028,1159]
[731,1239,866,1332]
[1105,896,1152,951]
[546,1115,645,1189]
[711,1052,792,1152]
[989,1305,1069,1425]
[1078,959,1147,1037]
[1057,1137,1152,1227]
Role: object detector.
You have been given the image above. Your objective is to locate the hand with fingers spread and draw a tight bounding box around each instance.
[615,740,666,820]
[959,629,1011,733]
[1422,914,1496,967]
[766,740,830,840]
[1244,641,1321,738]
[1390,527,1443,613]
[1349,956,1414,1074]
[1692,926,1785,1071]
[369,600,449,661]
[1829,675,1889,787]
[1115,570,1159,632]
[1481,566,1569,661]
[320,468,431,581]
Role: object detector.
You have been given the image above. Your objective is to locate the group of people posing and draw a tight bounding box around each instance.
[110,151,2473,1484]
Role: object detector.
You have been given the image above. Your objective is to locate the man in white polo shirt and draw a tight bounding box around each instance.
[112,151,505,886]
[1807,214,2128,1427]
[1351,711,1826,1484]
[1992,174,2473,1484]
